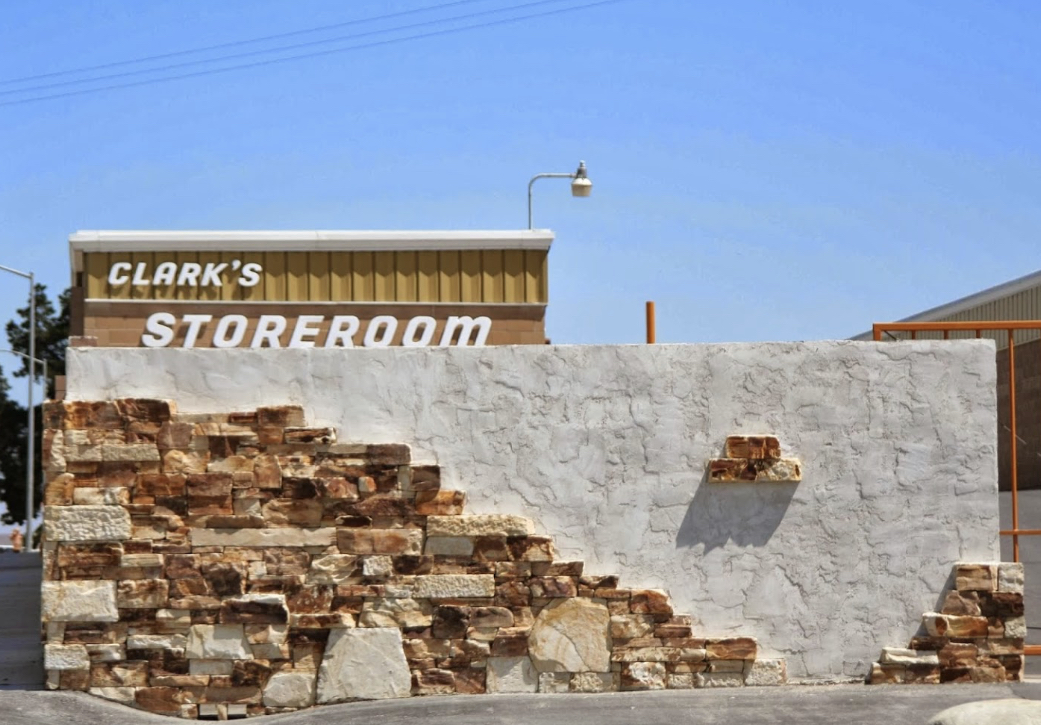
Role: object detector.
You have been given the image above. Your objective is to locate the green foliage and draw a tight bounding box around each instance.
[1,284,67,524]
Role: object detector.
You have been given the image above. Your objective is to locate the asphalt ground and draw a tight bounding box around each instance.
[0,683,1039,725]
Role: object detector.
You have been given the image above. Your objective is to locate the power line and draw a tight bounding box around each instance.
[0,0,572,98]
[0,0,488,87]
[0,0,623,108]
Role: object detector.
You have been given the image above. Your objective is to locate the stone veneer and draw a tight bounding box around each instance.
[41,399,783,719]
[869,562,1025,684]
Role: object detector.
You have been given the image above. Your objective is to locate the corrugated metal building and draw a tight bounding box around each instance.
[852,270,1041,491]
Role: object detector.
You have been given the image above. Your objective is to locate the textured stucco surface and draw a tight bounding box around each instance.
[66,341,999,679]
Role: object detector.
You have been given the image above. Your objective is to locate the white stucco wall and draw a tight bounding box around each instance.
[66,341,999,679]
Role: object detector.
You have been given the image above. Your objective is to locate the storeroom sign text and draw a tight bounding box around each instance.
[142,313,492,348]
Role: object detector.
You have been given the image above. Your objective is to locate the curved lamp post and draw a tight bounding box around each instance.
[527,160,592,229]
[0,264,36,549]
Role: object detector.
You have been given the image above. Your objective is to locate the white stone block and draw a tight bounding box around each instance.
[72,487,129,505]
[44,644,89,670]
[880,648,939,666]
[316,628,411,702]
[190,527,336,547]
[44,506,131,541]
[186,625,252,660]
[426,515,535,537]
[487,656,538,693]
[41,581,118,622]
[127,634,187,650]
[264,671,317,708]
[89,687,136,705]
[413,574,495,598]
[745,658,787,686]
[998,563,1025,594]
[85,644,124,662]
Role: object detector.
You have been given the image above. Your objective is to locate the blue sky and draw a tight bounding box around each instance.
[3,0,1041,402]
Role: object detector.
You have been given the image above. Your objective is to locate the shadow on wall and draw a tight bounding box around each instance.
[676,471,799,553]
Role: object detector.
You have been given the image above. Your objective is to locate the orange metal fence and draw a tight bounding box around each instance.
[873,321,1040,656]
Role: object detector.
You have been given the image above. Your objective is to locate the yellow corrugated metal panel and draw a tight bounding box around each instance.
[130,252,152,300]
[286,252,309,301]
[238,252,265,301]
[460,251,482,302]
[417,251,439,301]
[85,253,108,298]
[352,252,374,301]
[308,252,331,301]
[263,252,286,301]
[151,252,178,300]
[503,250,525,303]
[82,247,550,304]
[374,252,395,301]
[438,251,460,302]
[329,252,352,301]
[394,251,418,302]
[482,250,504,303]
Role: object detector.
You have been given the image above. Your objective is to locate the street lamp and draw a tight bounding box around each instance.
[0,264,35,549]
[527,160,592,229]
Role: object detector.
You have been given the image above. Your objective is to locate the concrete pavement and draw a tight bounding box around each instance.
[0,683,1040,725]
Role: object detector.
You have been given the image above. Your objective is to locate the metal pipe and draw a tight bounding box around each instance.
[1009,329,1019,563]
[646,301,656,344]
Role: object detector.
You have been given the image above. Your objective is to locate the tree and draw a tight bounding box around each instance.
[0,364,30,526]
[1,284,67,525]
[5,284,69,398]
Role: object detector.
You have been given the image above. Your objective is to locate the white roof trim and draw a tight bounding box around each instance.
[850,267,1041,340]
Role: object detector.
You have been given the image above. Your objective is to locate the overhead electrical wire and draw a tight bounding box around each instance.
[0,0,489,87]
[0,0,574,98]
[1,0,623,107]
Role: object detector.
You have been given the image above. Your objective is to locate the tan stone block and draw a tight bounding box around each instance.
[620,662,666,690]
[706,638,757,661]
[955,564,997,592]
[724,435,782,459]
[570,671,615,692]
[415,490,466,515]
[117,579,169,609]
[262,499,322,527]
[191,527,336,547]
[427,515,535,537]
[941,590,981,616]
[630,590,673,615]
[529,577,577,598]
[507,536,555,562]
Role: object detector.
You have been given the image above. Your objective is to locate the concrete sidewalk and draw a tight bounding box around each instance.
[0,683,1039,725]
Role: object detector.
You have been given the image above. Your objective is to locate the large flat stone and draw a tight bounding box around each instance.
[928,699,1041,725]
[44,506,132,541]
[528,598,610,673]
[413,574,495,598]
[41,581,118,622]
[264,671,317,708]
[44,644,89,670]
[426,515,535,537]
[185,624,252,660]
[190,527,336,547]
[316,628,411,703]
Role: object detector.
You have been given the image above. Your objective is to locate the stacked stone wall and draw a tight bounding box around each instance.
[41,399,783,719]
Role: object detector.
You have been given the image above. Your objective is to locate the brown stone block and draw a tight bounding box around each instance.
[116,398,173,424]
[393,555,433,576]
[941,590,981,616]
[280,477,318,499]
[532,561,584,577]
[453,667,486,694]
[410,465,441,492]
[490,631,529,657]
[163,450,209,475]
[55,669,87,691]
[981,638,1024,655]
[495,562,532,580]
[43,400,65,429]
[432,606,471,638]
[470,606,514,629]
[494,581,531,607]
[939,667,973,683]
[164,554,201,579]
[945,615,990,638]
[262,498,323,527]
[157,421,194,450]
[955,564,997,592]
[507,536,555,562]
[529,577,577,598]
[415,490,466,516]
[902,664,940,684]
[367,444,410,466]
[56,543,122,569]
[92,661,150,687]
[979,591,1025,618]
[191,514,266,528]
[43,473,77,506]
[284,428,335,445]
[316,477,358,500]
[227,411,258,427]
[117,579,169,609]
[705,637,757,661]
[138,472,188,497]
[630,590,673,616]
[724,435,782,460]
[230,661,272,688]
[63,401,122,430]
[655,624,694,639]
[413,668,455,695]
[64,623,127,644]
[938,643,978,668]
[264,549,310,576]
[97,462,139,487]
[257,406,305,428]
[472,536,509,562]
[221,598,288,625]
[200,561,247,597]
[352,494,413,518]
